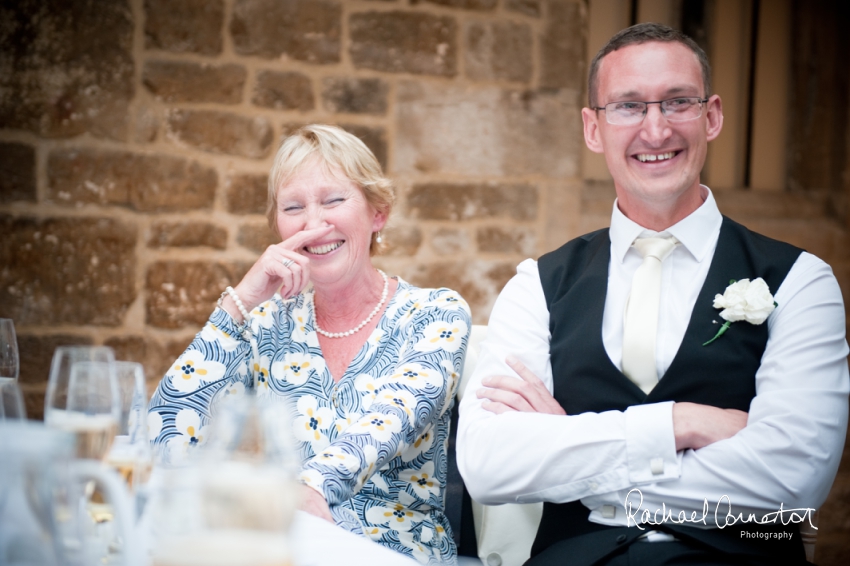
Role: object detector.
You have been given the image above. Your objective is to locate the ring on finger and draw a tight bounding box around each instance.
[281,258,295,269]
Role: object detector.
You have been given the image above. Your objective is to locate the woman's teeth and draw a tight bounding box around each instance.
[305,241,343,255]
[636,152,676,162]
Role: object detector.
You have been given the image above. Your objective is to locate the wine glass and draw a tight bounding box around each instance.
[105,362,152,492]
[45,346,120,461]
[0,380,26,420]
[0,318,19,385]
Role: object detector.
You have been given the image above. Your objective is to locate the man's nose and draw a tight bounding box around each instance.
[639,103,673,145]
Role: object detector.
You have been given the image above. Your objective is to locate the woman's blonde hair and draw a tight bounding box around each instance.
[267,124,395,255]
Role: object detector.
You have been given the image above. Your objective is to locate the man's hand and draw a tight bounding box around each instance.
[299,484,334,523]
[476,355,566,415]
[672,402,748,451]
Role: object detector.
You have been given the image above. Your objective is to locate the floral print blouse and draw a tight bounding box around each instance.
[149,278,471,565]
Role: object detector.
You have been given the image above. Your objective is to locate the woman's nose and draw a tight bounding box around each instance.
[304,206,329,229]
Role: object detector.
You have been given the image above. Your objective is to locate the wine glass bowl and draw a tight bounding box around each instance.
[45,346,120,461]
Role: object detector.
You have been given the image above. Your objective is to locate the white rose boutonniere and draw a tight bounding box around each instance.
[702,278,777,346]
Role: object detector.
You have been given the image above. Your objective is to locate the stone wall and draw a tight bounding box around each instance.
[0,0,585,412]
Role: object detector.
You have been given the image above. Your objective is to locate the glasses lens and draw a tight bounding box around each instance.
[606,102,646,125]
[661,98,703,121]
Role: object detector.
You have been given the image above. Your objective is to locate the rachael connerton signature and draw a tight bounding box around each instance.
[622,488,818,531]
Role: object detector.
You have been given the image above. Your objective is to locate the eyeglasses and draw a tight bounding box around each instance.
[593,97,709,125]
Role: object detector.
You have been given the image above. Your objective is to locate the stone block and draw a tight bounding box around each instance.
[0,0,134,140]
[237,222,280,253]
[104,334,191,389]
[321,78,389,115]
[506,0,542,17]
[134,106,159,143]
[0,142,36,203]
[143,61,246,104]
[407,261,516,324]
[148,221,227,249]
[21,384,47,421]
[477,226,536,255]
[47,149,217,212]
[396,82,580,176]
[408,183,538,221]
[465,20,532,83]
[146,261,252,329]
[0,215,136,326]
[144,0,224,55]
[430,228,471,255]
[415,0,496,9]
[382,224,422,257]
[17,334,94,386]
[339,124,389,171]
[540,0,585,90]
[350,12,457,77]
[231,0,341,64]
[167,110,273,159]
[253,71,314,111]
[227,173,269,215]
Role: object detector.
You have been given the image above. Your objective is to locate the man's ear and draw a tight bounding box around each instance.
[705,94,723,142]
[582,107,604,153]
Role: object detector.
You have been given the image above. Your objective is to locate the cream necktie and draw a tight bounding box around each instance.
[622,236,679,394]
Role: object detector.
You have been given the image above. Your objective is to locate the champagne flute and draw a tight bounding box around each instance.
[45,346,120,461]
[0,380,26,420]
[0,318,19,386]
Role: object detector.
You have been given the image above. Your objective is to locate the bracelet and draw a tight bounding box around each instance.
[218,286,252,323]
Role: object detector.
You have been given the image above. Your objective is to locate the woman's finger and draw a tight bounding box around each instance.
[281,225,335,252]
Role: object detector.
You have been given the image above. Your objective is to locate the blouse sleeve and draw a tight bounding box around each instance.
[148,307,255,464]
[298,288,471,506]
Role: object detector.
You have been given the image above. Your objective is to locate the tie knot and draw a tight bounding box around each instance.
[633,236,678,262]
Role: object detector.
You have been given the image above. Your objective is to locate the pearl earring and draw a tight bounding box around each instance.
[375,232,383,244]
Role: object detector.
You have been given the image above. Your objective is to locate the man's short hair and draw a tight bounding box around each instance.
[588,22,711,107]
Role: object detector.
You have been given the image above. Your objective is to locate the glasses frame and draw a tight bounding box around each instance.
[593,97,710,125]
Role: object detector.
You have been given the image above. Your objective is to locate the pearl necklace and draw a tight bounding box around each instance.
[314,270,389,338]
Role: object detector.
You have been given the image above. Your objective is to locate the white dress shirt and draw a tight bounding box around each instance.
[457,188,850,527]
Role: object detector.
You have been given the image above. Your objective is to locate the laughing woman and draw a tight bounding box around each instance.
[149,125,470,564]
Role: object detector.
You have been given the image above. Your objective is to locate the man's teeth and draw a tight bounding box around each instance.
[306,241,342,255]
[636,152,676,163]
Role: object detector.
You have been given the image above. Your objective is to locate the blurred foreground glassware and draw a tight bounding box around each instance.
[0,318,19,385]
[45,346,120,461]
[0,380,26,420]
[0,421,135,566]
[148,392,299,566]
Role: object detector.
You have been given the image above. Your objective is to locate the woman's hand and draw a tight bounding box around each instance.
[299,484,334,523]
[221,225,334,321]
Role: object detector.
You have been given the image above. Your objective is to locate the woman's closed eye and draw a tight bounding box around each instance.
[324,197,345,206]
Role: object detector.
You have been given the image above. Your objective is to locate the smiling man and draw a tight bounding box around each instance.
[457,23,849,566]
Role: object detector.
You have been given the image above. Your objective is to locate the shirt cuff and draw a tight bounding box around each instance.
[625,401,680,484]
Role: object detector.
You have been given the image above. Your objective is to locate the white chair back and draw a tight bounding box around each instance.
[457,325,543,566]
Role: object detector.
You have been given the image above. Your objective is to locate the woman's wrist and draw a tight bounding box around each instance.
[218,293,245,324]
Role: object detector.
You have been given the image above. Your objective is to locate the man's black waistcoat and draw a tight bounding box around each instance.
[531,217,805,564]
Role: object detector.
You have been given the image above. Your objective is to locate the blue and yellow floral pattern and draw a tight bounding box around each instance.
[149,279,470,565]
